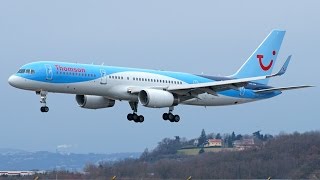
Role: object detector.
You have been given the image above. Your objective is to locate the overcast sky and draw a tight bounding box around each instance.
[0,1,319,153]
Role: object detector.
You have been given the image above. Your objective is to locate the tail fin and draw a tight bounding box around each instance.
[231,30,286,85]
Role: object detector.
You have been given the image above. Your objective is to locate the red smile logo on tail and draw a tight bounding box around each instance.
[257,50,276,71]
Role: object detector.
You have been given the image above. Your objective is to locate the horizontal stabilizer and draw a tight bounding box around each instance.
[254,85,314,93]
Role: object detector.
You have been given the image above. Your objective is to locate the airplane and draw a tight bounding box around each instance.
[8,30,313,123]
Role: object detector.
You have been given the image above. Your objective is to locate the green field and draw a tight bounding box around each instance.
[178,147,235,155]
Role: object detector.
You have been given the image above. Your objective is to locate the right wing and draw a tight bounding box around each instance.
[166,56,292,96]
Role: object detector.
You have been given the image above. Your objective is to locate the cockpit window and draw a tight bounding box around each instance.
[17,69,26,73]
[17,69,35,74]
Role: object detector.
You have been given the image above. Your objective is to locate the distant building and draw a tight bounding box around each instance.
[205,139,222,147]
[233,138,255,150]
[193,139,199,146]
[0,171,41,176]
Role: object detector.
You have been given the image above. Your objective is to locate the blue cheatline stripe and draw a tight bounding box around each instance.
[17,61,214,84]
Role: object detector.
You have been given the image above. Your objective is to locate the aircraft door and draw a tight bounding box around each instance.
[239,87,245,96]
[45,64,53,80]
[100,69,107,84]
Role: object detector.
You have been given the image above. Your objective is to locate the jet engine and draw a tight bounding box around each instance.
[138,89,179,108]
[75,95,115,109]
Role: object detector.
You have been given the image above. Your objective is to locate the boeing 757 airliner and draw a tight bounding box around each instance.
[8,30,312,123]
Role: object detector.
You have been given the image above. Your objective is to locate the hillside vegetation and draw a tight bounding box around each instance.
[83,131,320,179]
[11,131,320,179]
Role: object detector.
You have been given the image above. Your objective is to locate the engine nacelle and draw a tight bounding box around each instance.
[138,89,179,108]
[75,95,115,109]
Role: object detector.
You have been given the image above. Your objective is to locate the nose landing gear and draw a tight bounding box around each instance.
[40,106,49,112]
[37,91,49,113]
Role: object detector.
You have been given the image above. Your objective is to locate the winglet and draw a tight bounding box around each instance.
[277,55,291,76]
[268,55,291,77]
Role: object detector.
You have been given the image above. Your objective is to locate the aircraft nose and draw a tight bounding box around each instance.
[8,75,19,87]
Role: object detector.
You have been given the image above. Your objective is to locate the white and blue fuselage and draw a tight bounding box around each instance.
[8,61,277,106]
[8,30,311,122]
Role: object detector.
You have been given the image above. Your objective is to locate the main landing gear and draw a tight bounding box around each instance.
[127,104,180,123]
[37,91,49,113]
[127,102,144,123]
[162,106,180,123]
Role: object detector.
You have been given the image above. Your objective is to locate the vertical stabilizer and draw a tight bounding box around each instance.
[231,30,286,84]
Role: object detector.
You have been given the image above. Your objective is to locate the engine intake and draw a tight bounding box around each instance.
[138,89,179,108]
[76,95,115,109]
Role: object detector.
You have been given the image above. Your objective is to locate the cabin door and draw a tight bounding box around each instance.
[45,64,53,80]
[100,69,107,84]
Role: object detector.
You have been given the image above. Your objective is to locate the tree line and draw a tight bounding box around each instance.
[9,131,320,179]
[85,131,320,179]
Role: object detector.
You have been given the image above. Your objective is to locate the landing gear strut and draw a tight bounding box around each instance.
[163,106,180,122]
[37,91,49,113]
[127,102,144,123]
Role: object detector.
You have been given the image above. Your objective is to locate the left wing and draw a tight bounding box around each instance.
[128,75,272,96]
